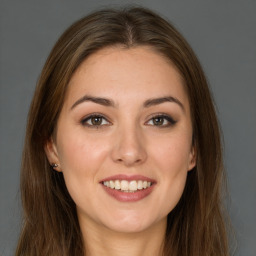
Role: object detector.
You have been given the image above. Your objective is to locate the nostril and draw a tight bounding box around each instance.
[111,136,147,166]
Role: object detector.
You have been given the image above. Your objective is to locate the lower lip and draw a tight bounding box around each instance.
[101,184,155,202]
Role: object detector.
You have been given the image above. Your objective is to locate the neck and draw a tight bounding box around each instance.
[80,217,167,256]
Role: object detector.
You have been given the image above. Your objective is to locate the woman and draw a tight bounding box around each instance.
[16,6,230,256]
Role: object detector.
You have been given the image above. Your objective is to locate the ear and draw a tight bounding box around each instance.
[188,145,196,171]
[44,137,62,172]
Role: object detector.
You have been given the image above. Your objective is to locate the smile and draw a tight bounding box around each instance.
[102,180,152,192]
[100,175,156,202]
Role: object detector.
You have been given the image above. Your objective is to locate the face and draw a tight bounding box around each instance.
[45,46,196,234]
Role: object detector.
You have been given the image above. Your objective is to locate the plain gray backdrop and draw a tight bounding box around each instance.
[0,0,255,255]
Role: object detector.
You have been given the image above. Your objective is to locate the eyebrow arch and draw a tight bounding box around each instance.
[71,95,116,110]
[70,95,184,112]
[143,96,185,111]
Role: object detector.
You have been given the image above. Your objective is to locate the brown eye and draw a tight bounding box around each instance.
[81,114,110,127]
[91,116,103,125]
[153,117,164,126]
[146,114,177,127]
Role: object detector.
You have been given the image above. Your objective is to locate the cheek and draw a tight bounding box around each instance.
[148,135,191,213]
[56,132,111,197]
[57,132,110,172]
[150,133,192,172]
[156,138,190,188]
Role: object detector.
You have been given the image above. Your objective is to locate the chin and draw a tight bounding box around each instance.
[100,211,163,234]
[105,222,150,234]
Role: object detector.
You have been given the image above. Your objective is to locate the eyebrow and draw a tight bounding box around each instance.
[71,95,116,110]
[70,95,184,111]
[143,96,184,111]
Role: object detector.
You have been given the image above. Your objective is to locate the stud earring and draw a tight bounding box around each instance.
[51,163,58,168]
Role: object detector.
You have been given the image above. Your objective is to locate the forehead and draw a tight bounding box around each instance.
[65,46,189,110]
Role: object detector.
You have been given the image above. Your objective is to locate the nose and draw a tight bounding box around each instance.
[111,125,147,167]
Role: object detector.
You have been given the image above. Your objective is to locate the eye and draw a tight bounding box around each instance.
[146,114,177,127]
[81,114,111,128]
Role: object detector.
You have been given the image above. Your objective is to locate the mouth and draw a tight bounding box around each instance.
[100,175,156,202]
[101,180,153,192]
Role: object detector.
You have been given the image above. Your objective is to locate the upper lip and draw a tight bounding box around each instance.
[100,174,156,183]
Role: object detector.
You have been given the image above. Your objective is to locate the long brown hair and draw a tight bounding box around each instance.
[16,6,230,256]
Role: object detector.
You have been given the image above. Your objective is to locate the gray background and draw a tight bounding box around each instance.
[0,0,255,255]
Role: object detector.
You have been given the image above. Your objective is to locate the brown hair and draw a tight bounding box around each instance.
[16,6,230,256]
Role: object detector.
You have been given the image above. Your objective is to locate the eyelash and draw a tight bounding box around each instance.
[146,114,177,127]
[81,113,111,128]
[80,113,177,129]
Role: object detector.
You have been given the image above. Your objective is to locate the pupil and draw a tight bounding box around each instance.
[92,117,102,125]
[153,117,163,125]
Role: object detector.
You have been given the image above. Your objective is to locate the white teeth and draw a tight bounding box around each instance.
[129,180,137,191]
[109,180,115,189]
[137,180,143,190]
[120,180,129,191]
[104,181,109,187]
[103,180,152,192]
[114,180,121,190]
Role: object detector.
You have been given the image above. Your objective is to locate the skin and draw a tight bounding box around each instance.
[45,46,196,256]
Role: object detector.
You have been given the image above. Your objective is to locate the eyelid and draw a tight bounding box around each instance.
[145,113,177,127]
[80,113,112,127]
[80,112,177,128]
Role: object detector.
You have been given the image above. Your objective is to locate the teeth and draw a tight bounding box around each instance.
[137,180,143,190]
[104,181,109,187]
[109,180,115,189]
[129,180,137,191]
[114,180,121,190]
[120,180,129,190]
[103,180,152,192]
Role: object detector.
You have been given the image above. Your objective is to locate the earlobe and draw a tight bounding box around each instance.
[44,138,62,172]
